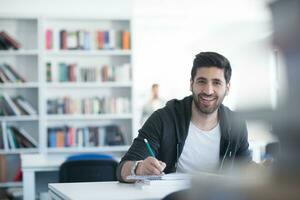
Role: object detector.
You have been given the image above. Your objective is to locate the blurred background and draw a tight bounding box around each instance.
[0,0,291,199]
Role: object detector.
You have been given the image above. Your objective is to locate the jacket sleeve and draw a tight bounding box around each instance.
[116,110,163,182]
[236,120,252,162]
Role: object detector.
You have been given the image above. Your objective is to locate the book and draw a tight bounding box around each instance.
[6,128,17,149]
[76,128,84,147]
[13,167,22,181]
[45,29,53,50]
[67,127,76,147]
[0,31,21,50]
[109,30,116,49]
[60,30,67,50]
[0,67,10,83]
[122,31,130,50]
[67,31,78,49]
[77,30,84,49]
[5,154,21,182]
[0,98,4,115]
[48,128,57,147]
[104,31,110,49]
[59,63,68,82]
[3,93,21,115]
[3,63,26,82]
[14,96,37,115]
[0,155,7,182]
[83,31,91,50]
[1,122,9,150]
[0,96,13,115]
[46,62,52,82]
[68,63,77,82]
[0,36,10,50]
[0,64,17,82]
[97,31,104,49]
[56,130,65,147]
[0,125,4,149]
[12,98,28,115]
[10,126,38,148]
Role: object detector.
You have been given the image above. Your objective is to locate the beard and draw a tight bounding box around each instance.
[192,90,226,115]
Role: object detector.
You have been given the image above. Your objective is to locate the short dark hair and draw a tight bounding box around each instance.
[191,52,232,83]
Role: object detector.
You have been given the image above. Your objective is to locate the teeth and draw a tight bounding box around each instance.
[200,96,215,101]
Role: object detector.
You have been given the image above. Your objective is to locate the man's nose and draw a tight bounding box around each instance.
[203,83,214,95]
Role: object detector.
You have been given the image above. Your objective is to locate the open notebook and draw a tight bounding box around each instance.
[127,173,191,181]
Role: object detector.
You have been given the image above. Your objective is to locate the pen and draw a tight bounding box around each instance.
[144,138,155,158]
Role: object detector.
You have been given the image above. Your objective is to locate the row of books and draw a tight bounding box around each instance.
[48,124,125,148]
[0,63,26,83]
[46,29,130,50]
[0,93,37,116]
[47,96,130,115]
[0,125,38,149]
[46,62,131,82]
[0,31,21,50]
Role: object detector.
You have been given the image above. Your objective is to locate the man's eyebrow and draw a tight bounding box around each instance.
[195,77,207,81]
[212,78,224,83]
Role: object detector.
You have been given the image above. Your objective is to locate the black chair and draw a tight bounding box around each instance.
[59,154,118,183]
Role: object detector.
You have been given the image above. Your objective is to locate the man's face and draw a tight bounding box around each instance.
[190,67,230,115]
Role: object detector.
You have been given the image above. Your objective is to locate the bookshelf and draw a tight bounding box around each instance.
[0,17,40,189]
[0,15,133,193]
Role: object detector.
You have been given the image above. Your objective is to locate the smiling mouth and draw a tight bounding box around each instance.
[199,96,217,105]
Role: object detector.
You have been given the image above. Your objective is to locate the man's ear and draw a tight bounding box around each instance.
[225,82,230,96]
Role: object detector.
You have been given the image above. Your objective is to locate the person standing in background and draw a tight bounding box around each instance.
[141,84,165,125]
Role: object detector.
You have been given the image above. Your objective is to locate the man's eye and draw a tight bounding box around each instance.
[213,81,221,85]
[197,80,205,84]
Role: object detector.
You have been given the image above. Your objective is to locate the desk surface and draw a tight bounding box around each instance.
[49,181,189,200]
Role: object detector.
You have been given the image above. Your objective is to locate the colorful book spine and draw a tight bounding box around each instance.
[0,31,21,50]
[122,31,130,50]
[45,29,53,50]
[46,62,52,82]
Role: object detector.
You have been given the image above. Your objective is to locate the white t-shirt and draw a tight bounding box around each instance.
[176,121,221,173]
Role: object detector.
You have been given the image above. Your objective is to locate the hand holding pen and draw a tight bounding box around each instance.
[135,138,166,175]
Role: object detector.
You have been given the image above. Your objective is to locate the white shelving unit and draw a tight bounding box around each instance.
[42,17,133,152]
[0,15,133,198]
[0,18,40,196]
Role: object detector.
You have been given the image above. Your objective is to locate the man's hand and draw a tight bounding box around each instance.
[136,156,166,175]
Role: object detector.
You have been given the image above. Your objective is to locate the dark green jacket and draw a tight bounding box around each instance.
[117,95,251,182]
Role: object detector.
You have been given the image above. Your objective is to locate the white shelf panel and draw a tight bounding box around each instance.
[46,82,132,88]
[0,115,39,121]
[0,182,22,188]
[46,114,133,121]
[47,145,130,153]
[45,50,131,56]
[0,148,39,154]
[0,50,39,56]
[0,82,39,88]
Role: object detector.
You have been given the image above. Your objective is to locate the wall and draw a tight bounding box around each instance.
[132,0,275,109]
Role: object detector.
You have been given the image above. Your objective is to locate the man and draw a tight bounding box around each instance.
[117,52,252,182]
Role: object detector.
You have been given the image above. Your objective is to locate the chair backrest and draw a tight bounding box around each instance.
[265,142,280,160]
[59,154,118,183]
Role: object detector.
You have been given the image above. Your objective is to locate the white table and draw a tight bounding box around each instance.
[49,181,189,200]
[21,154,67,200]
[22,141,270,200]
